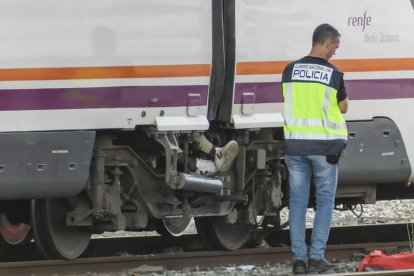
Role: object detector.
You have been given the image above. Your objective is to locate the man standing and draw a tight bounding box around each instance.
[282,24,348,274]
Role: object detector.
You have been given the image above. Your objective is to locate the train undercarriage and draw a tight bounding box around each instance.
[0,118,412,259]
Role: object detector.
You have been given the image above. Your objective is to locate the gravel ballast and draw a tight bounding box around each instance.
[91,199,414,275]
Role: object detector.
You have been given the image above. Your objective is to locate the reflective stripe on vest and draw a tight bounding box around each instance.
[283,82,348,141]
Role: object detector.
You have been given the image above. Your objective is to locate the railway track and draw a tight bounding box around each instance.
[0,223,412,275]
[0,241,412,275]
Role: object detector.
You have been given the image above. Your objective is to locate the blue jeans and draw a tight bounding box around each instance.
[285,155,338,261]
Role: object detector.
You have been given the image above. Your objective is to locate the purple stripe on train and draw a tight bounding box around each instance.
[0,85,208,110]
[0,78,412,111]
[234,79,414,103]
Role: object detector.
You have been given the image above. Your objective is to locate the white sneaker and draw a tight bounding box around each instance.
[195,159,217,176]
[215,140,239,172]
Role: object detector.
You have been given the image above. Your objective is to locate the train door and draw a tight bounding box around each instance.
[228,1,286,129]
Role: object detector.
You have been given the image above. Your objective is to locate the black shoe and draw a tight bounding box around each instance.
[292,260,307,274]
[307,258,340,273]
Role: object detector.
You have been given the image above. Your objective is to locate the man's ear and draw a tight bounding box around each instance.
[325,39,333,49]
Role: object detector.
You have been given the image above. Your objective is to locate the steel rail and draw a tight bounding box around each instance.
[0,241,411,275]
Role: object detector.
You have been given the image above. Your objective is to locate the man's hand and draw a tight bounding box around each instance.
[338,98,348,113]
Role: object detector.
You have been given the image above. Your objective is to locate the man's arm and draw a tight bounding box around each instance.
[338,97,348,113]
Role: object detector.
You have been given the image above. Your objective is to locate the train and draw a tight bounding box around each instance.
[0,0,414,259]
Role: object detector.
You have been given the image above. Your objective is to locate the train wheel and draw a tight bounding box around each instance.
[30,199,91,259]
[156,217,192,237]
[195,217,252,250]
[0,213,31,245]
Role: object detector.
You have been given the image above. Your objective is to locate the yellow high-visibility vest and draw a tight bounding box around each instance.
[282,64,348,141]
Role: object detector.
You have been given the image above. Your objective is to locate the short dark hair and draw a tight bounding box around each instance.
[312,24,341,46]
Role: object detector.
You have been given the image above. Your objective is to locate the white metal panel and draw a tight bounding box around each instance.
[0,106,208,132]
[0,0,212,68]
[235,0,414,62]
[155,116,209,131]
[232,112,284,129]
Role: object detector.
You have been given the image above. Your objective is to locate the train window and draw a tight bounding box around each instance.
[0,165,4,172]
[37,164,46,171]
[68,163,77,170]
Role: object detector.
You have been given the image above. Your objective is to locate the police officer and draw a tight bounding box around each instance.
[282,24,348,274]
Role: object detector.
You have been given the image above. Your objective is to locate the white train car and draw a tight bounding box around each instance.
[0,0,413,259]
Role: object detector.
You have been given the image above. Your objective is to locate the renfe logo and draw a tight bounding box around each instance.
[348,11,371,32]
